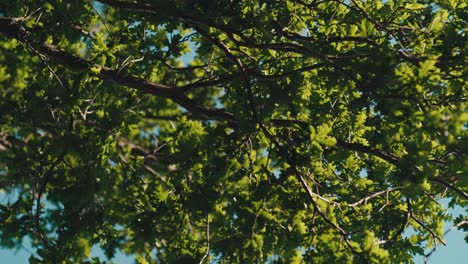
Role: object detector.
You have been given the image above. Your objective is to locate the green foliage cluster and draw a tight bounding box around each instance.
[0,0,466,263]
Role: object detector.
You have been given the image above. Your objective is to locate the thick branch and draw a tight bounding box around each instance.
[0,16,235,122]
[335,139,399,165]
[429,177,468,200]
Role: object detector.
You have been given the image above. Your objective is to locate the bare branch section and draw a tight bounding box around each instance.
[0,16,235,122]
[335,140,399,165]
[407,198,446,249]
[429,177,468,200]
[348,187,402,207]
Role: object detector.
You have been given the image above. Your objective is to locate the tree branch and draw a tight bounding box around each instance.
[0,16,236,122]
[35,156,63,248]
[429,177,468,200]
[407,198,446,246]
[199,213,210,264]
[348,187,402,207]
[335,140,399,165]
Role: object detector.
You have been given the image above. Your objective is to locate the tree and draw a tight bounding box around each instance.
[0,0,466,263]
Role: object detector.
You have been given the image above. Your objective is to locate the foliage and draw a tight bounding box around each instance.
[0,0,466,263]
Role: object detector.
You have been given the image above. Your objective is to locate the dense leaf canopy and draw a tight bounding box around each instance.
[0,0,467,263]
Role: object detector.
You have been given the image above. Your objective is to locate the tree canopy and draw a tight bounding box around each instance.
[0,0,467,263]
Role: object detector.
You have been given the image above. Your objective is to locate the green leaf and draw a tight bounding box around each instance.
[404,3,426,10]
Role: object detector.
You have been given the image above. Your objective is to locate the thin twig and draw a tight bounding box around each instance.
[89,0,111,34]
[348,187,402,207]
[407,199,446,246]
[444,220,467,236]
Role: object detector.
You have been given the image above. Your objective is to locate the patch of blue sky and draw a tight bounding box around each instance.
[140,126,160,138]
[406,199,467,263]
